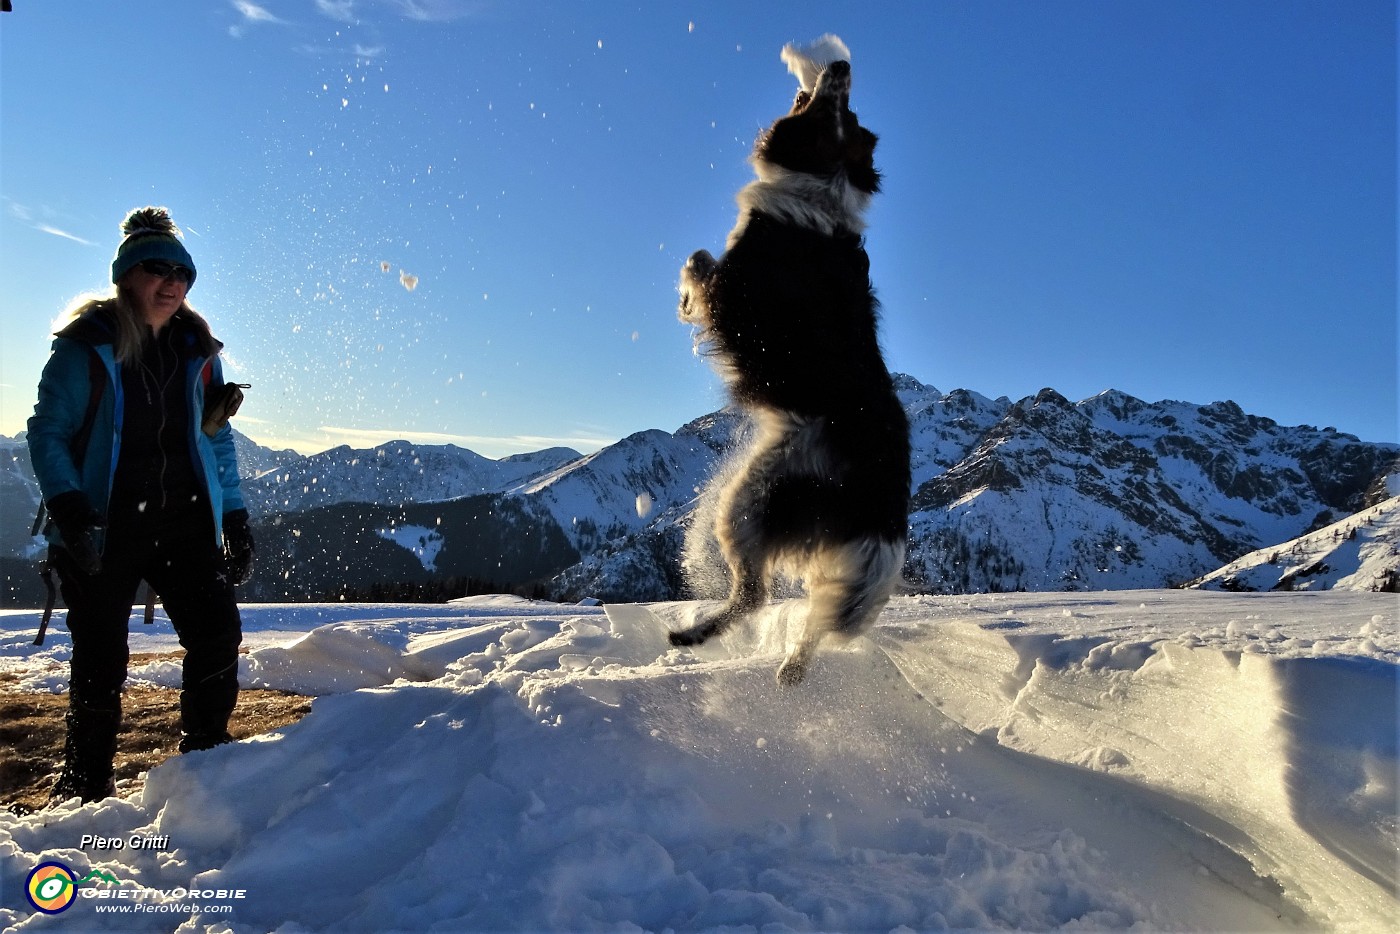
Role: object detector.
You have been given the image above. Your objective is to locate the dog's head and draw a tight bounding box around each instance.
[753,60,880,196]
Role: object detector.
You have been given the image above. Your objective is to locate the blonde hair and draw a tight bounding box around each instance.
[55,287,218,365]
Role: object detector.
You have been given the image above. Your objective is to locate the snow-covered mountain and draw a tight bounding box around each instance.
[1189,495,1400,593]
[231,428,302,481]
[903,387,1399,593]
[557,381,1398,600]
[3,378,1396,604]
[0,435,44,562]
[515,412,741,552]
[239,439,580,514]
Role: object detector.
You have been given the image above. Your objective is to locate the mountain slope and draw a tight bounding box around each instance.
[0,436,43,561]
[243,493,578,602]
[1190,495,1400,592]
[513,413,741,554]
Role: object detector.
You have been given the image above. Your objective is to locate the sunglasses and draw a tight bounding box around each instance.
[138,260,195,285]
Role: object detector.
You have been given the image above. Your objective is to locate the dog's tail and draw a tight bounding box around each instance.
[778,536,905,685]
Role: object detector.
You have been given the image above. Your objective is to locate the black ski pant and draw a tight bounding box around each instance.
[53,502,243,752]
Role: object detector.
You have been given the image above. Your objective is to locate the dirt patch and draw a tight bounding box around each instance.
[0,653,312,815]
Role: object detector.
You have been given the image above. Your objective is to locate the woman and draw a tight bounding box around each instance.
[28,206,254,804]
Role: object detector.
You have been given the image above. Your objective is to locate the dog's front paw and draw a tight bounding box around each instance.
[678,288,704,324]
[683,249,717,280]
[678,254,715,324]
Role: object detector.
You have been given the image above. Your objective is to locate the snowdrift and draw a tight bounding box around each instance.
[1,591,1396,931]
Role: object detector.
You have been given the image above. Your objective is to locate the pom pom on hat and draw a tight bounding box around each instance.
[781,34,851,94]
[111,206,197,287]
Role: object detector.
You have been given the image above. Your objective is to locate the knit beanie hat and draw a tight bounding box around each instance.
[110,206,197,287]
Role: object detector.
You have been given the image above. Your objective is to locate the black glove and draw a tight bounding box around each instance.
[223,509,255,586]
[202,382,249,437]
[46,491,104,576]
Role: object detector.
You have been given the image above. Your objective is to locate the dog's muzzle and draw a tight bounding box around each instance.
[813,59,852,106]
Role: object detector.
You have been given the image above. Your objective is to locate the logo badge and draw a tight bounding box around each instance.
[26,862,79,914]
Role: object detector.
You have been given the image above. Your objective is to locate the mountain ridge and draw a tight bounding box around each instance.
[3,379,1395,604]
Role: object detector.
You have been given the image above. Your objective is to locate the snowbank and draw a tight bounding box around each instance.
[1,591,1396,931]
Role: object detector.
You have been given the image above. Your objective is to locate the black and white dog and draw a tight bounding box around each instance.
[671,58,911,685]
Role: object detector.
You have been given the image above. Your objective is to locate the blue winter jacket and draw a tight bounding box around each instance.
[27,307,245,552]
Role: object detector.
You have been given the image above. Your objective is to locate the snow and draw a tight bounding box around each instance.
[781,35,852,94]
[376,523,445,573]
[1,590,1396,931]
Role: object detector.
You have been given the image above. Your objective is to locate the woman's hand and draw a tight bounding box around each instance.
[46,491,104,575]
[222,509,255,585]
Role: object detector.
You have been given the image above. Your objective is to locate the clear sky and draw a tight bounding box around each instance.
[2,1,1394,458]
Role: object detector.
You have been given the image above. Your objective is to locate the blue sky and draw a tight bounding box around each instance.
[2,1,1394,458]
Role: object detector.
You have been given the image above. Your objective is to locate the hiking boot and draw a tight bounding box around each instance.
[49,768,116,806]
[178,730,234,754]
[49,700,120,805]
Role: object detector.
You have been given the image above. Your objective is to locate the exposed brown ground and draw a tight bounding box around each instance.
[0,652,312,815]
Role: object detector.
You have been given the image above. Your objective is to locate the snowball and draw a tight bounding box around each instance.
[780,33,852,94]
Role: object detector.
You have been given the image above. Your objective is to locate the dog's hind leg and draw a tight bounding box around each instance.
[669,444,776,648]
[667,565,765,647]
[668,520,769,647]
[776,538,905,686]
